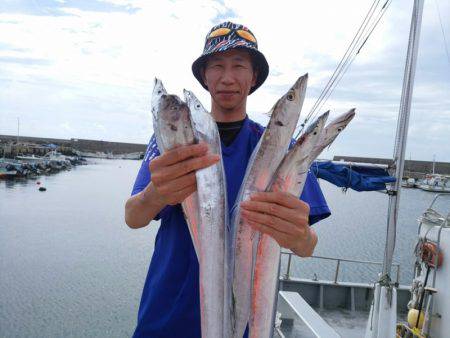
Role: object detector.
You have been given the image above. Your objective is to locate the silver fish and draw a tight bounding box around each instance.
[231,74,308,338]
[250,109,356,338]
[184,89,229,338]
[310,108,356,160]
[151,78,200,256]
[249,112,328,338]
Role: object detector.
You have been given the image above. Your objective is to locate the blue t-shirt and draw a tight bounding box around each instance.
[131,116,331,338]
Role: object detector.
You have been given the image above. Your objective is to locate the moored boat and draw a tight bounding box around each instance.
[418,174,450,193]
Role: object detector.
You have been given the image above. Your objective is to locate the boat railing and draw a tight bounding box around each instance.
[280,250,401,284]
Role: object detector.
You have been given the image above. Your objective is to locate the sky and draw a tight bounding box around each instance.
[0,0,449,161]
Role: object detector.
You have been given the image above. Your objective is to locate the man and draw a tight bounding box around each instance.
[125,21,330,338]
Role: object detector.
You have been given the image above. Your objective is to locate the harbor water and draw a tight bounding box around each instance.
[1,159,448,337]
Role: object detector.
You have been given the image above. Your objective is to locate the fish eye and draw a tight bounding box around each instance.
[157,90,162,94]
[196,104,201,109]
[338,128,342,132]
[287,92,295,101]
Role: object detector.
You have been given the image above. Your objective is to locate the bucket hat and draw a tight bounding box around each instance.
[192,21,269,95]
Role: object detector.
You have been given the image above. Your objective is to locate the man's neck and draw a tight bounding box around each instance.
[211,100,247,122]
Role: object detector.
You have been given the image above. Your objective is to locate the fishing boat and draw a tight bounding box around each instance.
[271,1,450,337]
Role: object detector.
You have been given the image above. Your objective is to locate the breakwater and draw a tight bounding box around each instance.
[0,135,147,157]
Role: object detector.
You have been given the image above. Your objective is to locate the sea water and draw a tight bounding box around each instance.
[1,159,448,337]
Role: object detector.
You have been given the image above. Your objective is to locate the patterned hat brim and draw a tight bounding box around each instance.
[191,46,269,95]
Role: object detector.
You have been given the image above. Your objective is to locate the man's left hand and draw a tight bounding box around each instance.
[240,191,318,257]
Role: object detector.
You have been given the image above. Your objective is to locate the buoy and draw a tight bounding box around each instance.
[39,187,47,192]
[407,309,424,329]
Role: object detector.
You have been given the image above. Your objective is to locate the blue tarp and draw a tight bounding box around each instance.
[311,161,396,192]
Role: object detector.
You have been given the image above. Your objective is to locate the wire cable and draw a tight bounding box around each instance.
[294,0,393,138]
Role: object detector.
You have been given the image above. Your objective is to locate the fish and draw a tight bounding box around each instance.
[183,89,229,338]
[309,108,356,160]
[151,78,200,256]
[231,74,308,338]
[249,108,356,338]
[249,112,328,338]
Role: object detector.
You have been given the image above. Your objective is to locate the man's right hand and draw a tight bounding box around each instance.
[125,142,220,229]
[149,143,220,206]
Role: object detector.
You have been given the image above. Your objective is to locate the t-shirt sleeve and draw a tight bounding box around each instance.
[300,170,331,225]
[131,135,160,196]
[130,135,168,220]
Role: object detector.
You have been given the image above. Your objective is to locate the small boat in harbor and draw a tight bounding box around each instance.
[418,174,450,193]
[401,177,416,188]
[0,166,17,179]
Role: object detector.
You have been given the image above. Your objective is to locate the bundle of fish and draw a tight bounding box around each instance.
[151,75,355,338]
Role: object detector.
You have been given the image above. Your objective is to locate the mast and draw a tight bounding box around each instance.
[366,2,424,337]
[382,0,424,279]
[17,117,20,144]
[432,154,436,174]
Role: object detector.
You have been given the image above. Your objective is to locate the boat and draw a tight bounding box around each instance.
[0,167,17,179]
[419,174,450,193]
[402,177,417,188]
[15,154,46,164]
[396,194,449,337]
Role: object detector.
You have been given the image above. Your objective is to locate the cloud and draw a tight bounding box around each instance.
[0,0,449,161]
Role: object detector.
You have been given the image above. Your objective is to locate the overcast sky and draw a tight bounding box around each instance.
[0,0,449,161]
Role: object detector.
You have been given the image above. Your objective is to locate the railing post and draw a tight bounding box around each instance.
[396,264,400,284]
[284,253,292,280]
[334,259,341,283]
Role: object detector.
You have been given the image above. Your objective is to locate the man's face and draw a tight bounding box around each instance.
[203,49,257,111]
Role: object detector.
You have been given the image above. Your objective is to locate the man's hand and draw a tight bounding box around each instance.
[149,143,220,206]
[240,191,318,257]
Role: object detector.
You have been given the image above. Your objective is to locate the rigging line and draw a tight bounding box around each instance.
[315,0,392,116]
[313,0,393,118]
[308,0,381,119]
[294,0,383,139]
[306,0,382,121]
[434,0,450,67]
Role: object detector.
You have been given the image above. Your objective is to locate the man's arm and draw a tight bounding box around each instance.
[124,143,219,229]
[125,182,167,229]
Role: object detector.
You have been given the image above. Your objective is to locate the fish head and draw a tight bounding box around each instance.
[157,93,194,147]
[266,74,308,138]
[305,110,329,137]
[320,108,356,145]
[183,89,208,116]
[300,111,327,153]
[183,89,213,136]
[151,78,168,119]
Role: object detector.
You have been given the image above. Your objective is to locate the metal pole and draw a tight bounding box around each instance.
[382,0,424,278]
[285,253,292,279]
[334,260,341,283]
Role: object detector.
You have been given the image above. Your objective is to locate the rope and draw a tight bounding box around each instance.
[294,0,392,139]
[434,0,450,68]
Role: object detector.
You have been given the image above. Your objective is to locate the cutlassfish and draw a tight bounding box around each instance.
[184,89,229,338]
[231,74,308,338]
[151,78,200,256]
[249,109,356,338]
